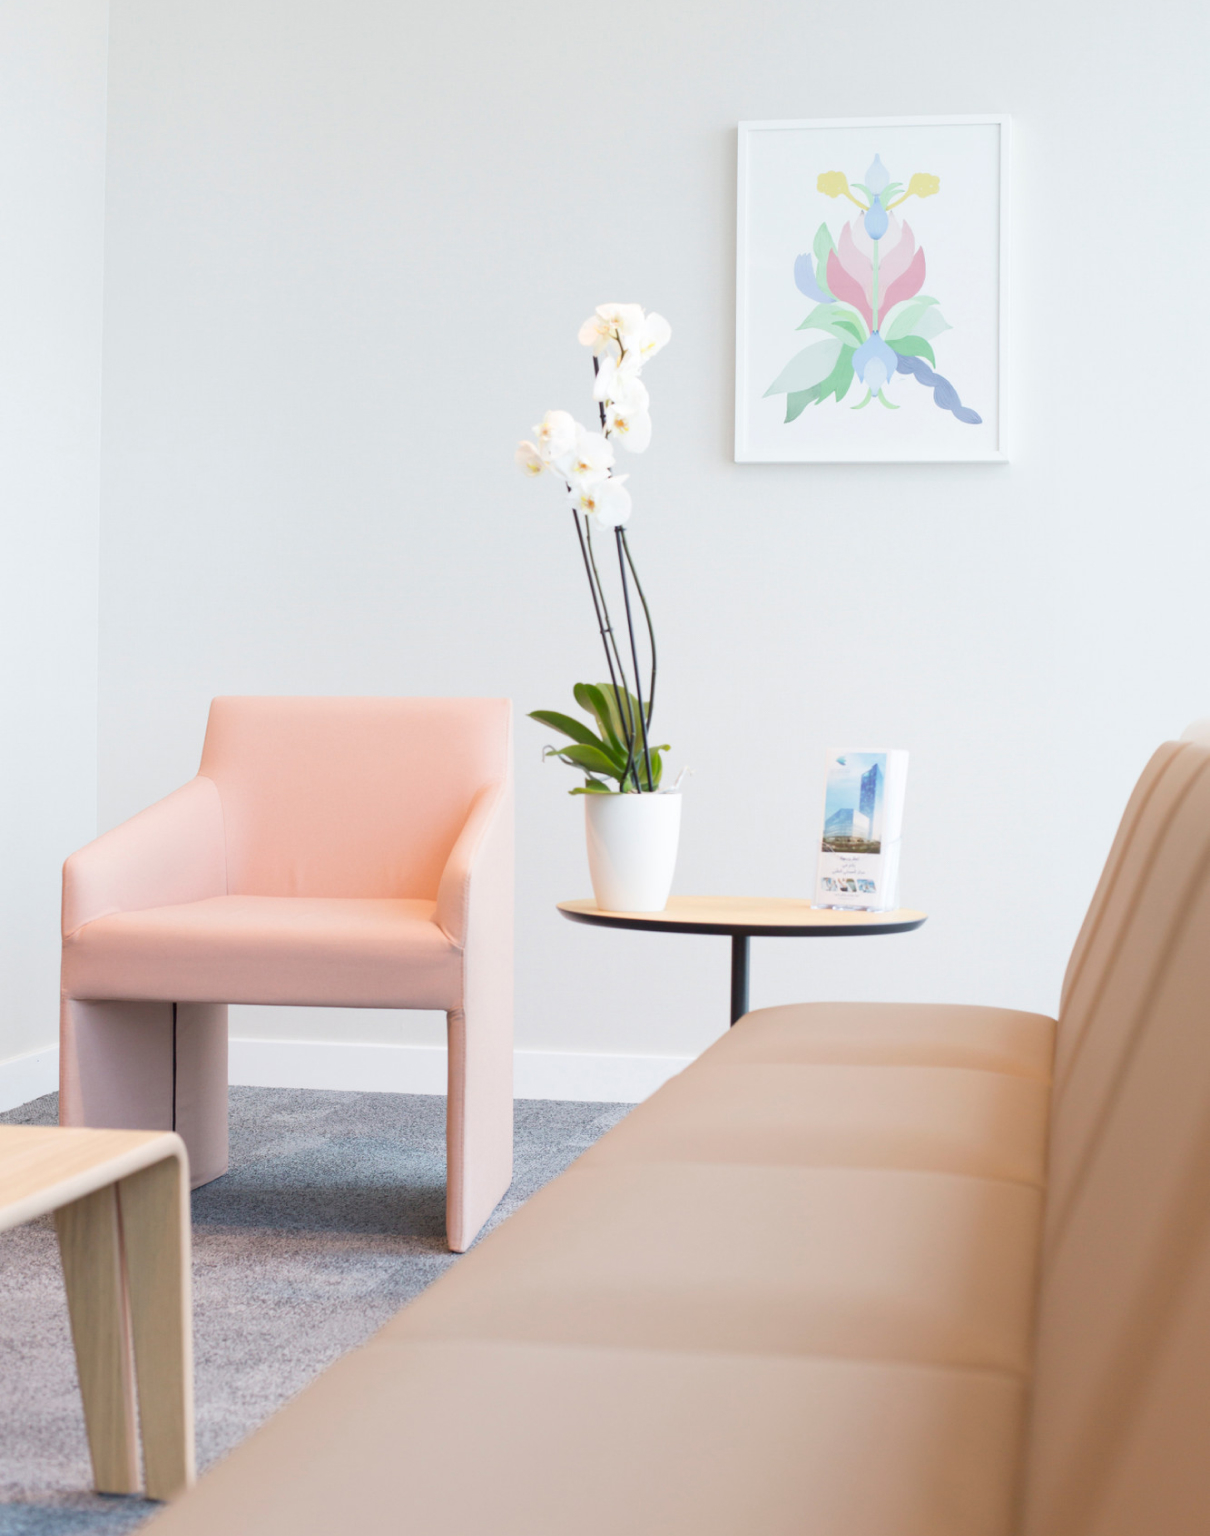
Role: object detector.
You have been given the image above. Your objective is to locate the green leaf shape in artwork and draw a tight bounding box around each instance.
[570,781,613,794]
[812,223,836,299]
[831,312,867,344]
[886,334,936,367]
[883,297,937,340]
[764,337,843,398]
[796,305,868,346]
[528,709,610,751]
[886,299,950,344]
[785,346,855,421]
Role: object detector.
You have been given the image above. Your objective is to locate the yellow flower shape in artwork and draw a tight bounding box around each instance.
[886,171,941,210]
[817,170,868,209]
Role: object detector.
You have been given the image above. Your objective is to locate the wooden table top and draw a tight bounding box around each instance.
[0,1126,184,1233]
[557,895,928,938]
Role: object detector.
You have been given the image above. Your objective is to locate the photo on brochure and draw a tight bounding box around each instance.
[821,752,887,855]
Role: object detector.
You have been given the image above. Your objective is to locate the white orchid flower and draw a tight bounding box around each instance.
[515,440,547,477]
[533,409,577,469]
[605,402,653,453]
[564,423,614,486]
[568,473,631,528]
[592,351,644,405]
[636,311,671,363]
[578,303,645,357]
[602,369,649,412]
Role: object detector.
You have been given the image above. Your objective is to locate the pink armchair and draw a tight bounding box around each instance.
[60,697,514,1252]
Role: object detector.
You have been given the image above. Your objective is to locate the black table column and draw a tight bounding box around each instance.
[729,935,750,1025]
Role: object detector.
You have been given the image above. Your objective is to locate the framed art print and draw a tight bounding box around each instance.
[735,116,1008,463]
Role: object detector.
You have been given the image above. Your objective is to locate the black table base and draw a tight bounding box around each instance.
[730,935,750,1026]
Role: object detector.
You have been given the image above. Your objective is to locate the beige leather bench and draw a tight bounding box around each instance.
[145,739,1210,1535]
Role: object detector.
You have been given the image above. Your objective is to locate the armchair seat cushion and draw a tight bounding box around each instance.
[62,896,462,1009]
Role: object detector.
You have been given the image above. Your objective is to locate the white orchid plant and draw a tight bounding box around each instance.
[517,303,671,794]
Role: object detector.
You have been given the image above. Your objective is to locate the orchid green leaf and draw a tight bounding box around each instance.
[573,683,627,756]
[556,743,628,779]
[529,710,609,750]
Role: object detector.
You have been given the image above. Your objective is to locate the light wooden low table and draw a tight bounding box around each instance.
[0,1126,195,1500]
[558,896,928,1024]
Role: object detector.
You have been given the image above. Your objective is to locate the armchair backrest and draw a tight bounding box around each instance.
[1022,740,1210,1534]
[198,697,511,899]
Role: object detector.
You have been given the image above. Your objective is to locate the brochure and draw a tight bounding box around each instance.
[814,749,909,912]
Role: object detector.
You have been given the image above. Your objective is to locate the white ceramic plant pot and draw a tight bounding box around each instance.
[585,791,682,913]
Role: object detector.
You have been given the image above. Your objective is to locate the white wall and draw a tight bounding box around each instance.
[0,0,108,1100]
[94,0,1209,1075]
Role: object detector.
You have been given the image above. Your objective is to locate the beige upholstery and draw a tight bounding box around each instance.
[1022,739,1210,1536]
[145,742,1210,1535]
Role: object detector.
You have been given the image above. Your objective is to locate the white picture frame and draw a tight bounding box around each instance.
[735,115,1009,463]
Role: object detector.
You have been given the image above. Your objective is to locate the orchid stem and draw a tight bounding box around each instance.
[616,529,654,791]
[571,508,636,788]
[585,520,640,791]
[620,527,657,740]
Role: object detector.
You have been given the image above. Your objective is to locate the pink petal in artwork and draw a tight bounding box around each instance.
[837,221,874,304]
[877,221,917,290]
[877,246,926,320]
[826,247,873,331]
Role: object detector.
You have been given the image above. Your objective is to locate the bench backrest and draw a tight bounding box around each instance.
[1022,740,1210,1535]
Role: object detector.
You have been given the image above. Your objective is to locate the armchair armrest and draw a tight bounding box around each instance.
[62,777,227,938]
[435,780,512,949]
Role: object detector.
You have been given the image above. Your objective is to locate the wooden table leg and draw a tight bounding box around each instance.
[54,1186,140,1494]
[119,1154,196,1499]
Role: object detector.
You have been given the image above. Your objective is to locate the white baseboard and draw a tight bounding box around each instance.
[0,1044,59,1113]
[229,1038,690,1103]
[0,1037,689,1114]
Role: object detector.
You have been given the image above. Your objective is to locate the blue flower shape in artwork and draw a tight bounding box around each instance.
[852,331,899,397]
[794,252,829,302]
[863,197,888,240]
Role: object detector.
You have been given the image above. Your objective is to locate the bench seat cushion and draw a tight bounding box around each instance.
[144,998,1055,1536]
[144,1338,1026,1536]
[579,1062,1049,1183]
[384,1161,1042,1373]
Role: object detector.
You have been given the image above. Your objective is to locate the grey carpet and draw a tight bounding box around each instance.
[0,1087,629,1535]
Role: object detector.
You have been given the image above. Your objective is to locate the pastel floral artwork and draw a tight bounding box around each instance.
[764,154,982,426]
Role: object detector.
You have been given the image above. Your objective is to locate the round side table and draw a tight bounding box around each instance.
[557,896,928,1025]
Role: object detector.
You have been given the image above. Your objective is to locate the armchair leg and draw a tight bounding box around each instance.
[61,998,175,1132]
[173,1003,229,1186]
[60,998,229,1188]
[445,1006,514,1252]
